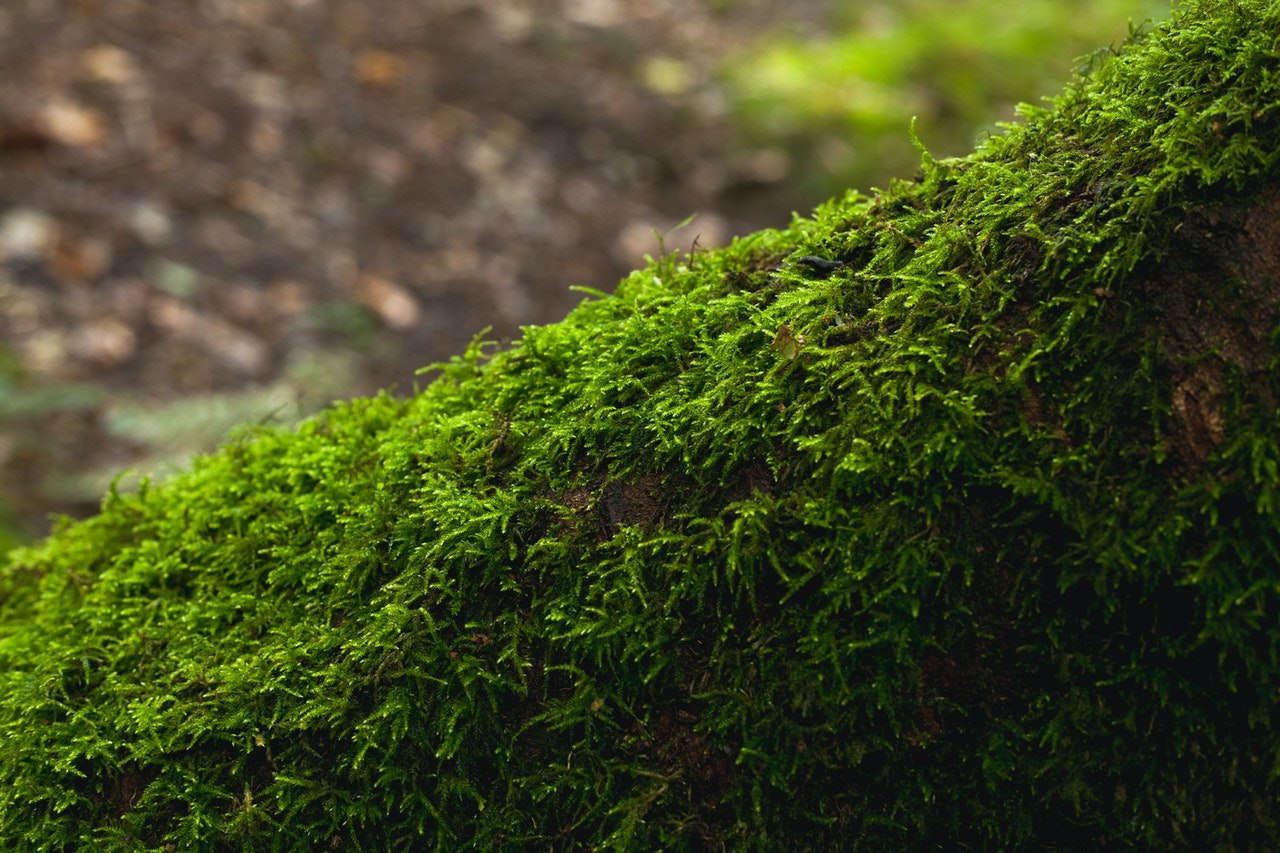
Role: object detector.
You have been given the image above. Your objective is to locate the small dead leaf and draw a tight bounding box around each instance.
[41,99,107,148]
[0,208,58,262]
[771,323,805,360]
[52,232,113,282]
[356,272,420,330]
[70,317,135,366]
[81,45,140,85]
[355,50,406,88]
[266,279,310,317]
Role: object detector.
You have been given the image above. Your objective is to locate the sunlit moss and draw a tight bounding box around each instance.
[2,1,1279,848]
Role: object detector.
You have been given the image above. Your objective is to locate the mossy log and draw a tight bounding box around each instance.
[3,2,1280,848]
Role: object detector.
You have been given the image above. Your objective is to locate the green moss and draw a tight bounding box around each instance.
[3,1,1280,848]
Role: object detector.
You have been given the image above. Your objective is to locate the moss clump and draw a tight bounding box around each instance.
[3,1,1280,848]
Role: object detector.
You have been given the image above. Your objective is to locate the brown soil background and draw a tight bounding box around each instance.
[1,0,832,537]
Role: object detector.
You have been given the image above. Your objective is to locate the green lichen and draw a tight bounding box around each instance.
[3,1,1280,848]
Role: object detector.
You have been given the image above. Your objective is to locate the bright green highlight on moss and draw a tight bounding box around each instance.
[2,1,1280,848]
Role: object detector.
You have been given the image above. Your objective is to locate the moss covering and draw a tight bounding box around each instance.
[3,1,1280,848]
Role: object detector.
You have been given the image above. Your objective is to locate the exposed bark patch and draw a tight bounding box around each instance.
[601,475,664,535]
[101,765,160,819]
[1004,232,1047,282]
[1140,181,1280,471]
[722,456,777,505]
[551,470,677,541]
[914,558,1025,746]
[624,702,734,843]
[651,706,731,792]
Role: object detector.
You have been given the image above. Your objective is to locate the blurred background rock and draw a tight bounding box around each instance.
[0,0,1168,550]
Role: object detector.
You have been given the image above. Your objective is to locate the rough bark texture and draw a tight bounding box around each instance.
[1,2,1279,849]
[1144,183,1280,471]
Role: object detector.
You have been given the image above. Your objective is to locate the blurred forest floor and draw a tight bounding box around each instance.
[0,0,1166,546]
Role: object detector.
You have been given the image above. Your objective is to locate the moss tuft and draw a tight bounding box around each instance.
[3,1,1280,848]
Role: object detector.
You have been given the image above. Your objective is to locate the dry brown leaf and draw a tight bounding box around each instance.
[81,45,140,85]
[355,50,406,88]
[40,99,107,148]
[356,272,420,330]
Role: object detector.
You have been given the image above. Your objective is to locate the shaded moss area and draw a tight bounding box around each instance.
[3,1,1280,848]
